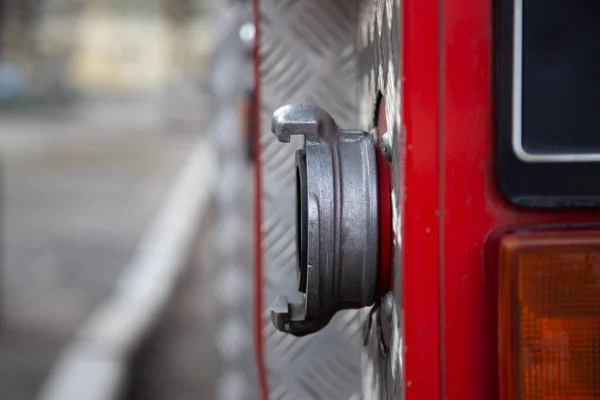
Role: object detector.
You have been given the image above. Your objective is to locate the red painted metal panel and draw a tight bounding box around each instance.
[401,0,442,398]
[440,1,599,399]
[252,1,269,399]
[377,99,393,294]
[441,2,496,398]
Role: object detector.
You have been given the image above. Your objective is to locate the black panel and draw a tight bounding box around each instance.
[522,0,600,155]
[495,0,600,207]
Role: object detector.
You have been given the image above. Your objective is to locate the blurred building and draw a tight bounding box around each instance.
[0,0,212,100]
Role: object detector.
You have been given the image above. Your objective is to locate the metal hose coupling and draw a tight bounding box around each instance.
[270,104,380,336]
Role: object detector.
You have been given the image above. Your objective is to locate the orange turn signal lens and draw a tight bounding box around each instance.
[499,229,600,400]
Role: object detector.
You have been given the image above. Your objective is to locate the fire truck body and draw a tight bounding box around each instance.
[253,0,600,399]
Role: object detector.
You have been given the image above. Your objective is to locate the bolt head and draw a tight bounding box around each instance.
[381,132,393,161]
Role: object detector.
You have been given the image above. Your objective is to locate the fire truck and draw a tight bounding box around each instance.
[251,0,600,399]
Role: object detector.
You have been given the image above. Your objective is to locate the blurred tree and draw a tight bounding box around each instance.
[160,0,205,85]
[0,0,5,59]
[162,0,194,25]
[0,0,37,62]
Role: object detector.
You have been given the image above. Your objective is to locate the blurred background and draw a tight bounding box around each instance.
[0,0,258,399]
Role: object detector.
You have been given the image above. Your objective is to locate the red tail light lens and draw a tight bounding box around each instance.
[499,229,600,400]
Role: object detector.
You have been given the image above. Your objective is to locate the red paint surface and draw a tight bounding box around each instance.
[253,2,600,399]
[401,0,442,398]
[377,99,393,294]
[440,1,599,399]
[377,150,393,295]
[252,1,269,399]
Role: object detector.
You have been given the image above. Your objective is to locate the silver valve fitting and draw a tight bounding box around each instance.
[270,104,381,336]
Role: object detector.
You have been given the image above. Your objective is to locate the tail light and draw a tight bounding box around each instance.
[498,228,600,400]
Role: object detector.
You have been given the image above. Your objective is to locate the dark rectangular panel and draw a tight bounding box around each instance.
[521,0,600,156]
[495,0,600,207]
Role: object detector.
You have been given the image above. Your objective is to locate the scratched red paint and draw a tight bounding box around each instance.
[401,0,441,398]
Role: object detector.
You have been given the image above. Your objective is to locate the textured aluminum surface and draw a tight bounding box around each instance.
[258,0,364,398]
[259,0,401,397]
[357,1,403,399]
[270,104,379,336]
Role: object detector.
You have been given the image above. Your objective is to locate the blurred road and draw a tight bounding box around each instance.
[0,98,206,400]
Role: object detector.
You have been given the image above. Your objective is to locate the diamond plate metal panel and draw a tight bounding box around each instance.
[258,1,364,399]
[357,1,403,399]
[259,1,403,398]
